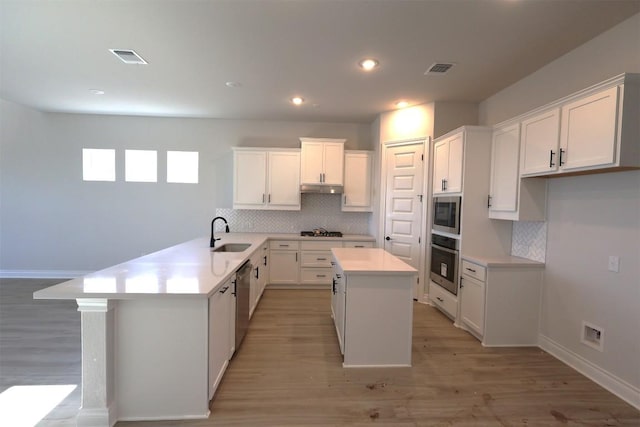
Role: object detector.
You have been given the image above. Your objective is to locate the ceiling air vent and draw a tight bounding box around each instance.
[424,62,455,75]
[109,49,148,65]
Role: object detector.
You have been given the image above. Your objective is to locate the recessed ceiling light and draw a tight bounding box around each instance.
[359,58,379,71]
[89,89,105,95]
[395,100,409,108]
[291,97,304,106]
[225,81,242,88]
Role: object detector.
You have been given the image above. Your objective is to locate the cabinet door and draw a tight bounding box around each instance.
[446,133,464,193]
[334,272,345,354]
[300,142,324,184]
[342,152,372,211]
[322,142,345,185]
[233,151,267,208]
[268,250,299,284]
[489,124,520,213]
[460,275,485,337]
[560,86,619,171]
[208,280,232,399]
[520,109,561,176]
[268,151,300,209]
[432,140,449,194]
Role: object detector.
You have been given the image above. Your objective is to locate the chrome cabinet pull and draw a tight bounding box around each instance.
[466,267,476,273]
[559,148,566,166]
[487,195,492,208]
[549,150,556,168]
[316,257,327,261]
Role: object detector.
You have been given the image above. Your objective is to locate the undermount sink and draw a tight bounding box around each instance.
[212,243,251,253]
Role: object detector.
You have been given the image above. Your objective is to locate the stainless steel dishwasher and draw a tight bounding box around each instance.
[233,260,252,353]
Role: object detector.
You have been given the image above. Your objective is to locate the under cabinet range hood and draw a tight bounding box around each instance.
[300,184,343,194]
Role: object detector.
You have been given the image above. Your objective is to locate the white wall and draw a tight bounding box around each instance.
[0,100,371,273]
[478,12,640,397]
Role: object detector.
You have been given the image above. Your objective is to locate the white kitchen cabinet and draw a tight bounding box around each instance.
[342,150,373,212]
[428,280,457,320]
[330,260,346,354]
[300,240,341,286]
[268,240,300,285]
[300,138,345,185]
[518,74,639,177]
[342,241,374,248]
[233,148,300,210]
[433,131,463,194]
[489,123,547,221]
[559,86,619,171]
[208,276,234,399]
[519,108,561,176]
[459,256,543,346]
[459,262,485,337]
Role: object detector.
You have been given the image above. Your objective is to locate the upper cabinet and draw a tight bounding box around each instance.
[519,108,561,176]
[519,74,639,178]
[300,138,345,185]
[342,151,373,212]
[489,123,546,221]
[233,148,301,210]
[433,132,463,194]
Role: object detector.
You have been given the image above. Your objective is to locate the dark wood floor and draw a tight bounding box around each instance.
[1,279,639,426]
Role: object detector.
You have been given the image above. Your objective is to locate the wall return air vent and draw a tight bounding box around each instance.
[425,62,455,75]
[109,49,148,65]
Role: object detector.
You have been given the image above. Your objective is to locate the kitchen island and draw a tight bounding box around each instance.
[330,248,417,367]
[33,232,374,426]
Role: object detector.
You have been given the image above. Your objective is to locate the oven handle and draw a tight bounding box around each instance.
[431,243,458,255]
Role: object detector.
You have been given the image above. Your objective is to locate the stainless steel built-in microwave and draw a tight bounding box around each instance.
[432,196,461,235]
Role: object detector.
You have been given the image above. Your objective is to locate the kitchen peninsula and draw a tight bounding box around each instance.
[33,232,374,426]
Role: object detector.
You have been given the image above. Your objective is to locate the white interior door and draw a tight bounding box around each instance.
[383,143,424,298]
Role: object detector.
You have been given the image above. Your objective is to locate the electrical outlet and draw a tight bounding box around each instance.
[608,255,619,272]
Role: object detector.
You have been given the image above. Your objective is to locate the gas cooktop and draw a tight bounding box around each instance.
[300,230,343,237]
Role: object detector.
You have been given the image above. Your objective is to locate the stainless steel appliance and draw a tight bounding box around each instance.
[430,234,459,295]
[234,260,252,352]
[432,196,461,235]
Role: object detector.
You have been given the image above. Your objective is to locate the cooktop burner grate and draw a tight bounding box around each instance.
[300,230,343,237]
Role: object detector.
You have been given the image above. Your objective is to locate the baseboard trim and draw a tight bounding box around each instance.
[539,334,640,410]
[0,269,91,279]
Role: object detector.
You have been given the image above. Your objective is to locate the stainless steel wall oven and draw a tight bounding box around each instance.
[429,234,459,295]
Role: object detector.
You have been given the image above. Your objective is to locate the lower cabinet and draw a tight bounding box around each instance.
[459,257,543,346]
[300,241,341,286]
[268,240,300,284]
[208,276,235,400]
[429,280,458,320]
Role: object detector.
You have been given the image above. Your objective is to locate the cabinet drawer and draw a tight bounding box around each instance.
[461,260,486,282]
[269,240,300,250]
[300,241,342,251]
[429,281,457,319]
[301,251,332,268]
[300,268,333,285]
[343,241,374,248]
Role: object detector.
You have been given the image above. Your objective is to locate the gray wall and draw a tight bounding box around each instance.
[479,13,640,392]
[0,101,371,273]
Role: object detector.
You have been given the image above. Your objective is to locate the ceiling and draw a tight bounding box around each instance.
[1,0,639,123]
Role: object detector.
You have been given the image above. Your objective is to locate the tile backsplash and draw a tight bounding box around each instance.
[216,193,372,234]
[511,221,547,262]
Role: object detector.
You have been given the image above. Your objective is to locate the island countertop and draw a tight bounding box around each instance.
[331,247,417,276]
[34,233,375,300]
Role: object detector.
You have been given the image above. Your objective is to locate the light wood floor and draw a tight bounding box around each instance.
[1,279,639,426]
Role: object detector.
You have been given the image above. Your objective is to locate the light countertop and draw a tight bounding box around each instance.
[34,233,375,301]
[331,248,417,276]
[462,254,545,268]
